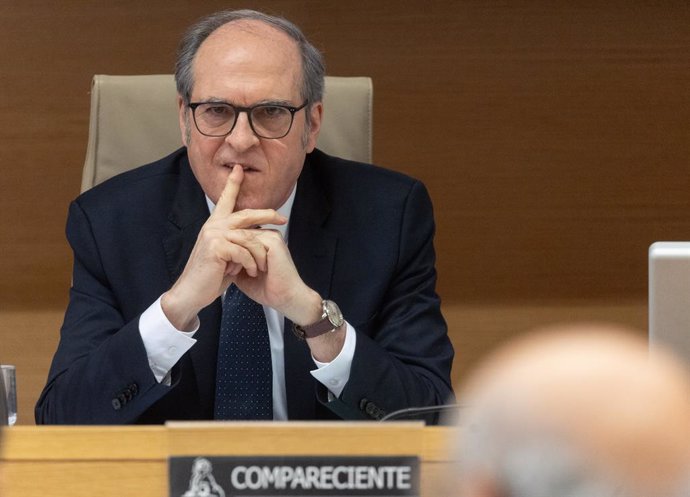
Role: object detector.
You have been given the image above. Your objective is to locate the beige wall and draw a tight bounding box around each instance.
[1,1,688,423]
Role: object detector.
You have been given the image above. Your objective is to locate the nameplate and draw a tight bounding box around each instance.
[169,455,420,497]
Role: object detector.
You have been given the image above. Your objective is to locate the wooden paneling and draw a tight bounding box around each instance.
[444,300,647,386]
[0,302,646,425]
[0,311,61,426]
[1,1,689,308]
[0,1,685,424]
[0,424,454,497]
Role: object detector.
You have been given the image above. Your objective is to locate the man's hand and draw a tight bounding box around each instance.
[161,165,287,330]
[161,165,345,361]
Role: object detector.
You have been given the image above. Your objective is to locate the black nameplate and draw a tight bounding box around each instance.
[169,455,419,497]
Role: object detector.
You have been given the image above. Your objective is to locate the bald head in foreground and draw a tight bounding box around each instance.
[453,324,690,497]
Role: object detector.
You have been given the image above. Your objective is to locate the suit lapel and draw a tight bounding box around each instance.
[162,156,221,415]
[162,156,208,283]
[284,153,339,419]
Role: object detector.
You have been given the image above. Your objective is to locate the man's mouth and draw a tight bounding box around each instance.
[224,163,258,173]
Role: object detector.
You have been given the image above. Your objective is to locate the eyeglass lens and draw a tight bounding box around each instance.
[193,103,294,138]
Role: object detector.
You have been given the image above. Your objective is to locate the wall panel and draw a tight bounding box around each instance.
[2,1,689,307]
[0,1,688,422]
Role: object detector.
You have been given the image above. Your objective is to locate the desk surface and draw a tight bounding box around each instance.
[0,422,456,497]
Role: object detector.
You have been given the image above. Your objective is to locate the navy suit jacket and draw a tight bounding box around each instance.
[36,148,454,424]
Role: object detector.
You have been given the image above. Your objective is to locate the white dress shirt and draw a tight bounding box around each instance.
[138,185,356,420]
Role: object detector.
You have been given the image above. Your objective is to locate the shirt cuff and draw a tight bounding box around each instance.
[139,295,198,383]
[309,322,356,398]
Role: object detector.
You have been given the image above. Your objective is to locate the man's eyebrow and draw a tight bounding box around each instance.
[255,99,293,106]
[194,97,295,106]
[200,96,230,104]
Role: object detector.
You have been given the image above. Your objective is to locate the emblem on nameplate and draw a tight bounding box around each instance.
[181,458,226,497]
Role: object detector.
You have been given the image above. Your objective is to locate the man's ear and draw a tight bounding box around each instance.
[304,101,323,153]
[177,95,190,147]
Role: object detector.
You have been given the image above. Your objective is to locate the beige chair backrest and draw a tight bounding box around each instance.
[81,74,373,192]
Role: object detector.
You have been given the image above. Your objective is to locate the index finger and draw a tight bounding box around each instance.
[213,165,244,218]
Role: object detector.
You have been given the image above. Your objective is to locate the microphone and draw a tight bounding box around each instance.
[379,403,463,422]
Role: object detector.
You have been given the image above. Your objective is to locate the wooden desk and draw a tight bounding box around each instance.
[0,423,455,497]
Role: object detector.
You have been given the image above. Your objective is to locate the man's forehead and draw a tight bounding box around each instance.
[202,19,298,56]
[191,19,302,96]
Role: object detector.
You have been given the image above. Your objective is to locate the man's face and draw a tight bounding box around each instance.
[179,20,322,209]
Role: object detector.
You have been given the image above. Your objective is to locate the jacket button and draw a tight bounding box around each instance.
[359,398,369,411]
[111,398,122,410]
[363,401,387,420]
[118,393,127,406]
[130,383,139,395]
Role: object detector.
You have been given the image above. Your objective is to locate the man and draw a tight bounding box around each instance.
[36,9,454,424]
[451,325,690,497]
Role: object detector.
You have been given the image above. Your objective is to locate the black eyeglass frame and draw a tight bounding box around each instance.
[188,100,309,139]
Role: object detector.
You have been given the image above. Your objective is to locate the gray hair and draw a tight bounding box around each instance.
[174,9,325,113]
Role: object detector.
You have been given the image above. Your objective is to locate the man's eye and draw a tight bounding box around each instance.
[206,105,232,117]
[256,106,286,119]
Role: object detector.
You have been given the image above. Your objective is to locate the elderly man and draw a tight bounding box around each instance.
[36,9,453,424]
[452,325,690,497]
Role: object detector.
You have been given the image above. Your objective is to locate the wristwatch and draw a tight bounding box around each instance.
[292,300,344,340]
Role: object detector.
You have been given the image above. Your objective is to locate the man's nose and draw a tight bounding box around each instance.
[225,111,260,151]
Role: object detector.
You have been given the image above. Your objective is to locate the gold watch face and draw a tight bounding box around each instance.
[292,300,345,340]
[324,300,344,327]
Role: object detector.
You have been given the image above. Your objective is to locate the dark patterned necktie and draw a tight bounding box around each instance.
[214,284,273,419]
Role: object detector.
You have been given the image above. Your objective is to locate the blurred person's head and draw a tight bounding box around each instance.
[452,324,690,497]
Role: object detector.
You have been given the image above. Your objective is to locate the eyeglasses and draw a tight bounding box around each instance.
[188,100,309,139]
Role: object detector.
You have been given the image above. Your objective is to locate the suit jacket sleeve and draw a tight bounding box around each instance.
[321,179,454,422]
[35,200,173,424]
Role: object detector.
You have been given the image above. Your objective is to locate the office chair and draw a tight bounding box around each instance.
[81,74,372,192]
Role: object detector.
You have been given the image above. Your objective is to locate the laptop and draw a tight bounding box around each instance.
[649,242,690,363]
